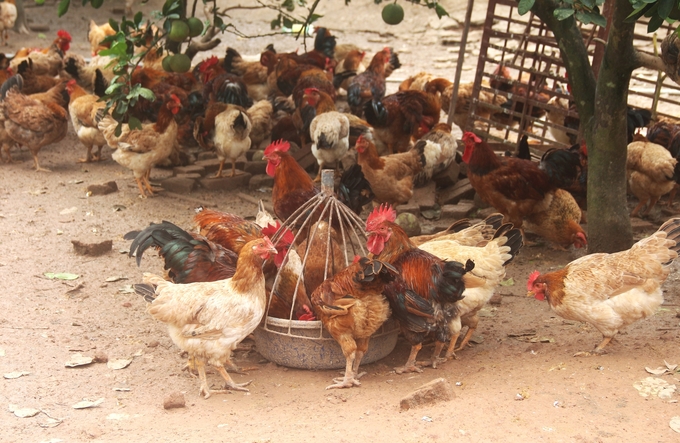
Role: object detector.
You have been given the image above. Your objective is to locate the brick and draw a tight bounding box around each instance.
[630,218,655,233]
[249,174,274,190]
[400,378,455,410]
[395,202,420,217]
[432,161,461,188]
[195,158,246,175]
[172,165,206,177]
[438,178,475,205]
[161,177,197,194]
[71,238,113,256]
[196,151,217,161]
[175,173,202,180]
[441,201,475,219]
[199,171,252,190]
[411,182,437,211]
[244,161,267,175]
[87,180,118,196]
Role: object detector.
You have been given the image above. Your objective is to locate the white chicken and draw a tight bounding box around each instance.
[309,111,350,182]
[418,216,523,358]
[142,237,278,399]
[0,0,16,46]
[413,122,461,187]
[627,135,678,217]
[214,105,252,178]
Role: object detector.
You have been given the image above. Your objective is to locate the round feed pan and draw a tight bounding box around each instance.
[253,317,399,370]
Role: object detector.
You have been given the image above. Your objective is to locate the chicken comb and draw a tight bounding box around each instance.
[527,270,541,291]
[580,140,588,157]
[264,139,290,157]
[304,87,320,95]
[366,204,396,232]
[66,79,77,87]
[170,93,181,104]
[462,132,481,144]
[199,56,219,73]
[57,30,72,41]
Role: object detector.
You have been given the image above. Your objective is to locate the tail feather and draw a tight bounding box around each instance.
[363,98,388,127]
[223,47,242,73]
[94,69,108,98]
[493,224,523,266]
[659,218,680,258]
[539,147,581,189]
[134,283,157,303]
[0,74,22,100]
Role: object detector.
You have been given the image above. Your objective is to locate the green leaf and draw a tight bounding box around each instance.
[91,0,104,8]
[108,19,119,32]
[625,3,653,22]
[648,13,665,32]
[270,14,281,30]
[580,0,595,8]
[57,0,71,17]
[114,123,123,137]
[658,0,675,19]
[499,278,515,286]
[282,0,295,11]
[553,8,575,20]
[137,87,156,101]
[518,0,535,15]
[134,11,143,26]
[435,4,448,18]
[282,17,293,29]
[104,82,124,95]
[308,13,323,23]
[214,16,224,29]
[590,11,607,27]
[128,116,142,131]
[44,272,79,280]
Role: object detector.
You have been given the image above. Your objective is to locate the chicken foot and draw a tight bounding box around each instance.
[78,145,104,163]
[395,343,424,374]
[417,341,447,369]
[216,366,252,392]
[573,336,612,357]
[445,332,461,360]
[327,339,369,389]
[32,153,50,172]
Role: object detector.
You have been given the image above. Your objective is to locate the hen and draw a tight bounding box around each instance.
[461,132,586,249]
[528,218,680,355]
[0,75,68,172]
[309,111,350,181]
[365,205,474,373]
[65,80,107,163]
[364,90,441,154]
[98,94,181,197]
[88,20,116,55]
[627,135,678,217]
[413,122,460,187]
[418,219,523,358]
[310,257,397,389]
[141,237,277,398]
[11,30,71,77]
[212,105,252,178]
[355,134,430,205]
[347,48,391,116]
[0,0,16,46]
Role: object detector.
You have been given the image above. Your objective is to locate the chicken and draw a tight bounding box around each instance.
[88,19,116,55]
[332,49,365,91]
[413,123,460,187]
[355,134,430,205]
[310,257,397,389]
[127,220,238,284]
[65,80,107,163]
[222,47,271,101]
[61,54,115,91]
[347,47,391,116]
[98,94,181,197]
[528,218,680,355]
[297,220,347,296]
[0,75,68,172]
[0,0,16,46]
[213,105,252,178]
[365,204,474,373]
[11,30,71,77]
[364,90,441,155]
[523,188,587,249]
[418,220,523,358]
[627,136,678,217]
[645,120,680,207]
[141,237,278,398]
[194,208,264,255]
[461,131,586,250]
[310,111,350,181]
[246,99,274,149]
[16,59,58,95]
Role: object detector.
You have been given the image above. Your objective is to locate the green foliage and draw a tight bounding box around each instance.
[517,0,606,28]
[627,0,680,33]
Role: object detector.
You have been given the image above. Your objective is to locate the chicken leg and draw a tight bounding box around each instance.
[326,337,367,389]
[394,343,424,374]
[215,365,252,392]
[574,336,613,357]
[32,153,50,172]
[418,340,447,369]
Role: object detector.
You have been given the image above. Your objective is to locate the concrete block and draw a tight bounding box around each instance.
[249,174,274,190]
[441,201,475,219]
[173,165,206,177]
[395,202,421,217]
[400,378,455,410]
[431,161,461,188]
[194,158,246,175]
[411,182,437,211]
[71,238,113,256]
[87,180,118,196]
[161,177,197,194]
[199,171,251,190]
[438,178,475,205]
[244,161,267,175]
[196,151,217,161]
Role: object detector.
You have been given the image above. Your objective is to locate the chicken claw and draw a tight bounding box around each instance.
[394,364,423,374]
[216,366,251,392]
[326,376,361,389]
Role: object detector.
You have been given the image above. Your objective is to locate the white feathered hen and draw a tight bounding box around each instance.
[310,111,350,182]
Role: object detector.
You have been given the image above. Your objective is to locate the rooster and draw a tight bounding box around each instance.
[528,218,680,356]
[418,220,523,358]
[309,111,350,182]
[365,205,474,373]
[311,257,397,389]
[141,237,278,398]
[347,48,391,117]
[98,94,182,197]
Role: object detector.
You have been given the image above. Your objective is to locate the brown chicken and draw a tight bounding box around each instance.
[297,220,347,296]
[88,20,116,56]
[223,47,271,101]
[363,89,441,154]
[311,257,397,389]
[0,75,68,172]
[347,47,391,116]
[15,59,58,95]
[626,136,677,217]
[355,134,428,205]
[65,80,107,163]
[528,218,680,355]
[98,94,181,197]
[333,49,366,91]
[11,30,71,77]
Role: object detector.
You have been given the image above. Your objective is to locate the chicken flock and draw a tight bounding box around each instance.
[3,23,680,398]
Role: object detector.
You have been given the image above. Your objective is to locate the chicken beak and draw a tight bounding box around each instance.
[526,291,534,297]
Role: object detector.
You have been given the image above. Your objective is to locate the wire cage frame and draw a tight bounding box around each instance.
[465,0,680,154]
[252,170,399,370]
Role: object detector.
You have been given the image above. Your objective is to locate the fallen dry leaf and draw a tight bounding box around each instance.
[72,398,104,409]
[4,371,30,379]
[64,353,94,368]
[107,358,132,370]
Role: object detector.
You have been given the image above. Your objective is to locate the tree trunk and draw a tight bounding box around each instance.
[13,0,30,35]
[587,0,636,252]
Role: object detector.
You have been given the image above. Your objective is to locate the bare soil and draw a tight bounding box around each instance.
[2,1,680,442]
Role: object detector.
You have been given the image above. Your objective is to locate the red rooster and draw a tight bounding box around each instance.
[365,205,474,373]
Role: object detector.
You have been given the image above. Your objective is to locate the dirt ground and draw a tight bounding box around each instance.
[2,1,680,442]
